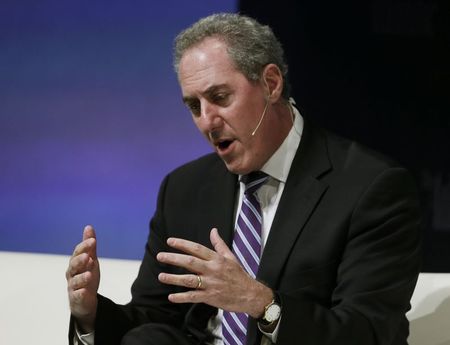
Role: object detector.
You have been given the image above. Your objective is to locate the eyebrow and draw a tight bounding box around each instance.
[182,84,230,104]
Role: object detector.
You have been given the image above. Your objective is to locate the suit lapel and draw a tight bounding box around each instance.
[247,121,332,344]
[258,120,331,285]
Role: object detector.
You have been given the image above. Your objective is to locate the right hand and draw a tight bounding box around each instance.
[66,225,100,333]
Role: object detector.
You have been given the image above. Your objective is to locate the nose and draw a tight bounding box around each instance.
[197,100,223,132]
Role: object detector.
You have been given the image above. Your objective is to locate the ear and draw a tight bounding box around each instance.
[262,64,283,103]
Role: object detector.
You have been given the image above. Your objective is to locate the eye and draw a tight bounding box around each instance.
[185,100,201,116]
[212,92,229,105]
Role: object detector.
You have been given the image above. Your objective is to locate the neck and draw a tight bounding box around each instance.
[251,100,293,171]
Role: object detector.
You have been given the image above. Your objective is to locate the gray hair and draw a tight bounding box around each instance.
[173,13,290,99]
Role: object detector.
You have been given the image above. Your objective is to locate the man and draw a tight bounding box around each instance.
[66,13,422,345]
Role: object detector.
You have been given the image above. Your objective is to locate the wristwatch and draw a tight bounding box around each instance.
[260,295,281,326]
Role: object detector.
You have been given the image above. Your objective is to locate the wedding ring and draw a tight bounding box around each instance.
[196,275,202,289]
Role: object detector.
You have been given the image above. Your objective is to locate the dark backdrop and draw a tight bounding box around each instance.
[240,0,450,272]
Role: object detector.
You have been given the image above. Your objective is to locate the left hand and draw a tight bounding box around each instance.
[156,228,273,318]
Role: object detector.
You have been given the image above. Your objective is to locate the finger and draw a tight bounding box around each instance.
[210,228,237,261]
[168,290,203,304]
[166,237,215,261]
[158,272,204,290]
[68,287,91,307]
[66,252,92,279]
[156,252,205,273]
[69,271,94,291]
[72,237,96,257]
[83,225,97,260]
[82,225,96,241]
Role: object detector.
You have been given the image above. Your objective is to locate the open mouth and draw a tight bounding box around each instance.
[217,140,233,150]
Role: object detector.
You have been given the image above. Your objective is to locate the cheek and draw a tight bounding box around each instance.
[236,106,264,135]
[226,114,256,140]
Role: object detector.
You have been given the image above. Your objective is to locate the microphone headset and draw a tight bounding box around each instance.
[251,78,272,136]
[250,76,300,137]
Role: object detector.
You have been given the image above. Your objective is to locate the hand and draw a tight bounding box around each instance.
[66,225,100,333]
[156,228,273,318]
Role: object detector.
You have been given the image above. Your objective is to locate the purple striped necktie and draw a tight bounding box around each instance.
[222,171,269,345]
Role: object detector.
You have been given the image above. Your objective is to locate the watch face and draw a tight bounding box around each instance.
[265,303,281,323]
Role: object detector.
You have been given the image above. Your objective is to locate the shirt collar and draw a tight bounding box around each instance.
[259,101,303,183]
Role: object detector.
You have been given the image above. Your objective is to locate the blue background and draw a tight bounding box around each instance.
[0,0,237,259]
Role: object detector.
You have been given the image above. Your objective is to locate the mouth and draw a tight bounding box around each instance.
[217,139,233,150]
[213,138,235,154]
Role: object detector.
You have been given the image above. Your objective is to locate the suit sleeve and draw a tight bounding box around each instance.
[275,167,422,345]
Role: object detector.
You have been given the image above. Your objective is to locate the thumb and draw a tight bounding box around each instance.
[83,225,98,260]
[83,224,96,240]
[210,228,237,261]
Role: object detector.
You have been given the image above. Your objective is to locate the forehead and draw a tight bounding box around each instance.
[178,38,247,96]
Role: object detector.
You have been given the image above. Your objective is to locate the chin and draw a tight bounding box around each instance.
[223,159,257,175]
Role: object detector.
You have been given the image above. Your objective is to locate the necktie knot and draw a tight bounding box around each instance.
[242,171,269,195]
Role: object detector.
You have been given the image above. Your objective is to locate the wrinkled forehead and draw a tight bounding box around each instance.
[178,37,239,73]
[178,40,241,87]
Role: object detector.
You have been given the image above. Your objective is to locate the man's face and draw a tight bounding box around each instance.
[178,38,281,175]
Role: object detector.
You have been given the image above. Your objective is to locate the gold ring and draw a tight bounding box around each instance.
[196,275,202,289]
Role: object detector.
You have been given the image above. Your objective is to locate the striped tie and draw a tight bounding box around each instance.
[222,172,268,345]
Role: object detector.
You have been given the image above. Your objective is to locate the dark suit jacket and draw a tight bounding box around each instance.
[70,120,422,345]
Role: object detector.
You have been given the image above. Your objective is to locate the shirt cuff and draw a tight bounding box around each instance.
[258,314,282,343]
[74,323,95,345]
